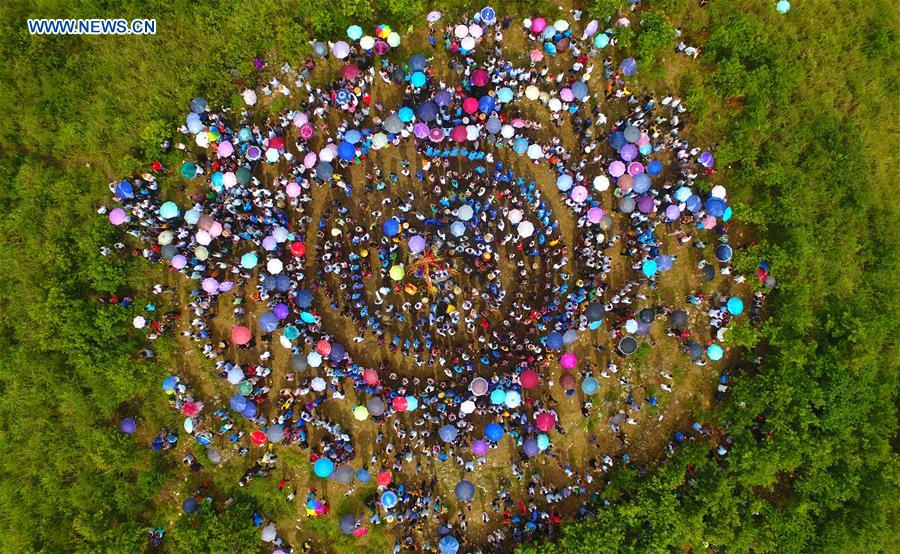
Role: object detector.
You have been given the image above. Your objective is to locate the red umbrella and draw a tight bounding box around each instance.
[519,370,539,389]
[450,126,467,143]
[251,430,267,445]
[373,40,389,55]
[462,97,478,114]
[316,339,331,356]
[341,63,361,80]
[392,396,408,412]
[471,69,489,86]
[376,470,392,486]
[290,242,306,257]
[232,325,251,345]
[181,401,199,417]
[363,369,379,385]
[536,412,555,432]
[268,136,285,151]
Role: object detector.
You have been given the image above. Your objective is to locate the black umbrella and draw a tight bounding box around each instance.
[668,310,688,329]
[586,301,605,322]
[618,336,638,355]
[702,264,716,281]
[639,308,655,324]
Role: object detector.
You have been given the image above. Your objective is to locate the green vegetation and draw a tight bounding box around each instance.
[0,0,896,552]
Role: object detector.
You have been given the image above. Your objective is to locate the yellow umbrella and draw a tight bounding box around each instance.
[389,264,405,281]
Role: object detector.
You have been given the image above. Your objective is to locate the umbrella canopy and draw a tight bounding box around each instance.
[454,480,475,501]
[439,424,459,443]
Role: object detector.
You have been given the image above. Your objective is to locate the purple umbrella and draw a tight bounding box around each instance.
[523,438,540,457]
[274,303,290,319]
[699,151,715,168]
[620,143,638,162]
[202,277,219,293]
[434,90,453,106]
[413,123,429,138]
[408,235,426,254]
[665,204,681,221]
[638,195,655,213]
[472,439,489,455]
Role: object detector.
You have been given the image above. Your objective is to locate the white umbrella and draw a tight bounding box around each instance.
[517,221,535,238]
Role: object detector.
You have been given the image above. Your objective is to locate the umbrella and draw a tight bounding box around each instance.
[267,425,285,443]
[587,301,606,322]
[582,377,599,395]
[332,41,350,58]
[536,412,555,432]
[332,465,355,484]
[669,310,689,328]
[380,490,398,509]
[313,458,334,478]
[470,377,488,396]
[356,469,370,482]
[472,439,489,455]
[183,497,199,514]
[621,57,638,76]
[485,423,504,442]
[471,69,489,86]
[523,438,540,457]
[366,397,386,416]
[560,352,578,369]
[454,480,475,501]
[727,297,744,315]
[519,370,539,389]
[339,514,356,535]
[439,424,459,443]
[119,418,136,434]
[258,311,278,333]
[618,336,638,355]
[708,344,724,361]
[227,366,245,384]
[261,524,276,542]
[640,308,656,323]
[439,535,460,554]
[231,326,251,345]
[715,244,733,263]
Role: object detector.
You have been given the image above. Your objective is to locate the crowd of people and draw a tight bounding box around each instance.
[103,7,767,552]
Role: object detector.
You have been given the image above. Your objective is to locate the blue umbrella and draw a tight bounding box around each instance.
[183,497,199,514]
[546,332,564,350]
[707,344,724,361]
[313,458,335,478]
[705,197,727,217]
[727,297,744,315]
[398,106,414,122]
[715,244,733,263]
[632,173,651,194]
[356,468,370,482]
[439,424,459,443]
[656,255,674,272]
[450,221,466,237]
[439,535,460,554]
[642,259,658,277]
[478,95,495,114]
[514,138,529,154]
[162,376,178,392]
[383,219,400,237]
[571,81,589,100]
[454,480,475,501]
[345,129,361,144]
[480,7,496,23]
[380,490,398,508]
[119,418,136,434]
[686,195,703,213]
[490,389,506,405]
[409,54,426,72]
[258,311,278,333]
[485,423,504,441]
[621,57,637,77]
[411,71,426,88]
[647,159,663,176]
[241,402,256,419]
[115,180,133,199]
[229,394,247,412]
[296,290,313,308]
[581,377,599,395]
[609,131,626,150]
[338,141,355,161]
[190,97,207,113]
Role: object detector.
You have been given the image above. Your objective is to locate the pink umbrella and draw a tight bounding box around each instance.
[587,207,604,223]
[536,412,555,432]
[608,160,626,177]
[303,151,317,168]
[702,215,717,229]
[628,162,645,175]
[300,123,315,139]
[202,277,219,293]
[450,126,467,142]
[232,325,252,345]
[511,118,526,128]
[341,63,361,80]
[470,377,489,396]
[471,69,489,86]
[429,127,444,142]
[413,123,429,138]
[532,18,547,34]
[316,339,331,356]
[519,370,539,389]
[462,97,478,114]
[373,40,389,55]
[181,401,200,417]
[352,527,369,537]
[637,133,651,146]
[217,141,233,157]
[108,208,127,225]
[286,183,301,197]
[570,185,588,203]
[530,49,544,62]
[560,352,578,369]
[292,112,308,127]
[560,88,574,102]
